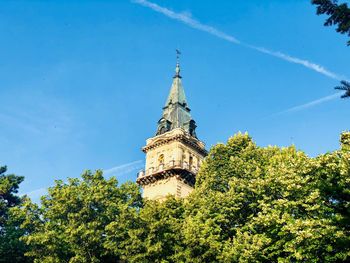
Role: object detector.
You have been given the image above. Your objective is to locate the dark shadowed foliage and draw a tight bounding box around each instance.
[312,0,350,45]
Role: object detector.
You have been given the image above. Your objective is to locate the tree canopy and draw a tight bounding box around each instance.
[15,170,143,263]
[0,165,29,263]
[182,132,350,262]
[312,0,350,45]
[8,132,350,262]
[335,80,350,98]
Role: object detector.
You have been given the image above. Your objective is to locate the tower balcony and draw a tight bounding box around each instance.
[136,160,199,186]
[137,160,198,178]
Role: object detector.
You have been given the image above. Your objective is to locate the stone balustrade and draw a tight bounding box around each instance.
[137,160,199,178]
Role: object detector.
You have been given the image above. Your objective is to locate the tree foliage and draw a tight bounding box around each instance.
[15,132,350,262]
[312,0,350,45]
[0,165,29,263]
[105,196,186,263]
[15,170,143,263]
[0,166,23,225]
[181,132,350,262]
[335,80,350,98]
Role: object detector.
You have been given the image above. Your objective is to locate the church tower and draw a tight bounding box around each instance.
[136,60,207,201]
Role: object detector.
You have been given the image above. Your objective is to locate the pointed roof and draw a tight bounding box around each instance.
[156,62,197,137]
[165,63,187,106]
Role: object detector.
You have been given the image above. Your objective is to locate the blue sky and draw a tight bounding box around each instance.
[0,0,349,201]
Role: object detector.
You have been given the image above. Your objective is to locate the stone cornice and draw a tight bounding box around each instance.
[142,133,207,156]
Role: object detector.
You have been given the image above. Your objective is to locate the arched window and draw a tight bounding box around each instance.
[158,154,164,165]
[160,126,166,134]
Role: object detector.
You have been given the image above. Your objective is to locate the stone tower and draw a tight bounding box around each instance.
[136,62,207,201]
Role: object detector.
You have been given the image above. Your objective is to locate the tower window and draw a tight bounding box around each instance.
[189,156,193,169]
[158,154,164,165]
[160,126,166,134]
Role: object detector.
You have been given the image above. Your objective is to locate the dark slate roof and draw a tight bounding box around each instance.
[156,63,197,137]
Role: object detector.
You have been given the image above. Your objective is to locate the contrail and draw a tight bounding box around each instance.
[103,160,144,177]
[282,92,342,113]
[247,46,342,80]
[133,0,344,81]
[132,0,240,44]
[22,160,144,203]
[271,92,343,117]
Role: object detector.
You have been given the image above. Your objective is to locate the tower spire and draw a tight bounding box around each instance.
[155,52,198,138]
[175,49,181,78]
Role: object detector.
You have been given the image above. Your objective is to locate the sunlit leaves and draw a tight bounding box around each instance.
[183,132,350,262]
[16,131,350,262]
[18,170,143,263]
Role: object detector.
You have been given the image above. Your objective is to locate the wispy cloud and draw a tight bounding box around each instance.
[0,63,77,138]
[247,46,343,80]
[270,92,343,117]
[133,0,240,44]
[133,0,344,81]
[0,104,73,136]
[103,160,144,177]
[22,160,144,203]
[23,187,48,202]
[0,112,42,134]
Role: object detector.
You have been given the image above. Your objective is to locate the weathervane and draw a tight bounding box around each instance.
[176,49,181,64]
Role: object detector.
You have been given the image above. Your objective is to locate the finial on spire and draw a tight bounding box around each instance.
[176,49,181,63]
[175,49,181,78]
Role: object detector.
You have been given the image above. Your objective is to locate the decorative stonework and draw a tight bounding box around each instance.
[143,128,207,156]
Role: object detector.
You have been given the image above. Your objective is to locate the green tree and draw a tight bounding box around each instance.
[182,133,350,262]
[312,131,350,261]
[311,0,350,45]
[0,165,29,263]
[341,131,350,150]
[17,170,143,263]
[105,196,185,263]
[335,80,350,98]
[13,132,350,262]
